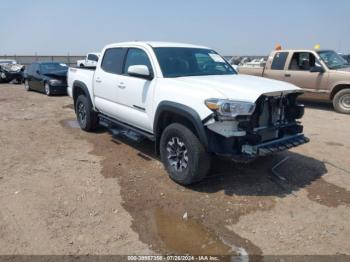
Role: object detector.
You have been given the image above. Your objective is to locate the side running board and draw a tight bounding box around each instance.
[98,114,155,141]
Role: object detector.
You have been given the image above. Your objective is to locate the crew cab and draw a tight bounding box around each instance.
[238,49,350,114]
[68,42,308,185]
[77,53,100,68]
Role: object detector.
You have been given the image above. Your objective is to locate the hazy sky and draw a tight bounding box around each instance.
[1,0,349,55]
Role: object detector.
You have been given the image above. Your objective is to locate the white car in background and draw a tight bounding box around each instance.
[77,53,100,68]
[0,59,17,65]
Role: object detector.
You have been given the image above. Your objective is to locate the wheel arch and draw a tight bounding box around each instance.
[72,80,93,111]
[330,83,350,100]
[153,101,209,155]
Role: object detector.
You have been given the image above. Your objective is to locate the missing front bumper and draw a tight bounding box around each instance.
[241,134,310,157]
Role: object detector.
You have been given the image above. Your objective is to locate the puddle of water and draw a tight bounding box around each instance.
[62,120,80,129]
[154,209,235,255]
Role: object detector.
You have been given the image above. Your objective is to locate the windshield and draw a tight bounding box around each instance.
[317,50,349,69]
[0,60,16,65]
[153,47,236,78]
[40,63,68,74]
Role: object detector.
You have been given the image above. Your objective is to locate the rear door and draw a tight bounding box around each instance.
[93,47,127,119]
[26,64,35,88]
[31,64,43,90]
[263,52,289,81]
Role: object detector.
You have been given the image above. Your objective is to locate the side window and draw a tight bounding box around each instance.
[101,48,126,74]
[87,54,93,60]
[123,48,152,74]
[271,52,289,70]
[289,52,316,71]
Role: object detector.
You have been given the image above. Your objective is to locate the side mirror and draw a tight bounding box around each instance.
[36,70,40,74]
[310,66,325,73]
[127,65,153,80]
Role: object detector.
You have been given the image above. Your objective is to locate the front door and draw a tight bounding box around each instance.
[283,52,329,98]
[115,48,155,132]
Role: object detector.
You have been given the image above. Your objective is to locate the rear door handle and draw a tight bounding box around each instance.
[285,74,291,77]
[96,78,102,83]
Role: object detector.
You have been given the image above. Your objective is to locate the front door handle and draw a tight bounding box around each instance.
[118,82,126,89]
[285,74,291,77]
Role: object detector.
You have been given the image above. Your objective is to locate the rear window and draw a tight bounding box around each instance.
[271,52,289,70]
[101,48,126,74]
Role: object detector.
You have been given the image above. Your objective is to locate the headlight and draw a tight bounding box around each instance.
[205,99,256,118]
[49,79,62,85]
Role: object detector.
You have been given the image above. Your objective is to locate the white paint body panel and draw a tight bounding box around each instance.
[68,41,301,134]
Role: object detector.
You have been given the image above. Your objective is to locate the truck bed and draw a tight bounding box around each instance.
[237,66,264,77]
[67,67,95,98]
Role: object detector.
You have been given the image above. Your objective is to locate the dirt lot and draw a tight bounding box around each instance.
[0,83,350,256]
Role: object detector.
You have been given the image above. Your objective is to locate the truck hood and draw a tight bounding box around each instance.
[336,66,350,72]
[168,74,301,102]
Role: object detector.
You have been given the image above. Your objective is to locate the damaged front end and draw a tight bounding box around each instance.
[0,64,25,83]
[204,91,309,160]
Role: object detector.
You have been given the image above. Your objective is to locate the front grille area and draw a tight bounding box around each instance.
[238,93,305,145]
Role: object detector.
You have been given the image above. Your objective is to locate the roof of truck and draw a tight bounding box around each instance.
[272,49,333,53]
[105,41,211,49]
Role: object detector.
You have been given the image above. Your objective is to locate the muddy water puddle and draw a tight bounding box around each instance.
[154,209,234,255]
[61,117,350,256]
[60,119,80,129]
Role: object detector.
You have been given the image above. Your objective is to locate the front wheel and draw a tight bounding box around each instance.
[45,83,51,96]
[333,88,350,114]
[75,95,98,131]
[160,123,211,185]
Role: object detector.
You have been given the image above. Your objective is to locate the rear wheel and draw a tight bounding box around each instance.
[333,88,350,114]
[24,79,31,91]
[75,95,98,131]
[160,123,211,185]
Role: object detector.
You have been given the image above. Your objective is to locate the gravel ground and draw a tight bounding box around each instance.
[0,84,349,256]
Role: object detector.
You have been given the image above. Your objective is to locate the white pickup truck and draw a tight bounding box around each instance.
[68,41,309,185]
[77,53,100,68]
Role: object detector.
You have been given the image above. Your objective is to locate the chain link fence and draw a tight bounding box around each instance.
[0,55,85,66]
[0,55,269,67]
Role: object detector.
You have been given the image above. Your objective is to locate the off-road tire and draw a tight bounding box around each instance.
[75,95,98,131]
[160,123,211,185]
[333,88,350,114]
